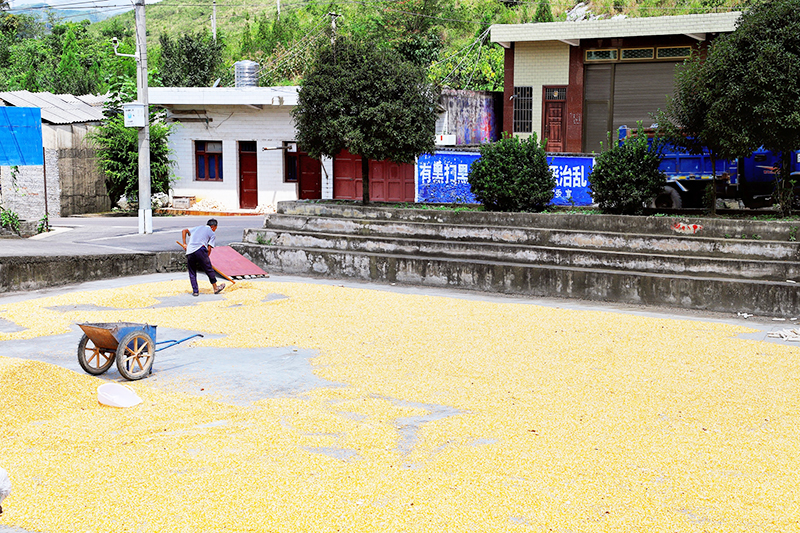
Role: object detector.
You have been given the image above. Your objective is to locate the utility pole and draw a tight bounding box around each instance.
[134,0,152,234]
[276,0,280,20]
[212,0,217,40]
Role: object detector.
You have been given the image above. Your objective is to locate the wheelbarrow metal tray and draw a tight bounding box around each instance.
[78,322,157,351]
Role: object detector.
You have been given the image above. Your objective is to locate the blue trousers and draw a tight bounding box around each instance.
[187,247,217,292]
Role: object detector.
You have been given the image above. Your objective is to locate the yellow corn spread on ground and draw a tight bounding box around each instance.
[0,280,798,531]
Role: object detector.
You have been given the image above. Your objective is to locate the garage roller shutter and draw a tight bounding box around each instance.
[583,64,612,154]
[612,62,678,134]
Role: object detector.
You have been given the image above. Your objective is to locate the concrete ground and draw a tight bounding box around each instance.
[2,229,799,530]
[0,214,263,257]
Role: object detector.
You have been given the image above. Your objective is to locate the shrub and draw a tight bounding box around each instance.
[468,134,555,212]
[0,207,21,234]
[589,130,667,215]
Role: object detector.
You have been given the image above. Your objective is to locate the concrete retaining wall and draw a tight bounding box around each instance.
[0,251,186,293]
[231,200,800,317]
[277,201,800,241]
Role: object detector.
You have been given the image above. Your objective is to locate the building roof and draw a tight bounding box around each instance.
[490,11,741,47]
[0,90,106,125]
[148,86,300,107]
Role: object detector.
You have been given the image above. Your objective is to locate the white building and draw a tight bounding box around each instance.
[148,86,333,211]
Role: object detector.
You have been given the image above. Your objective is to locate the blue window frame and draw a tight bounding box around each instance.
[196,141,223,181]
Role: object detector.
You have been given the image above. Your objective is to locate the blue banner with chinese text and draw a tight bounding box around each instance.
[417,152,594,206]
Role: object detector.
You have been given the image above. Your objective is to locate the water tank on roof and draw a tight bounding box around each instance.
[234,60,259,87]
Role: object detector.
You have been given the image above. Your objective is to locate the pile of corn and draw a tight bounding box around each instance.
[1,280,798,531]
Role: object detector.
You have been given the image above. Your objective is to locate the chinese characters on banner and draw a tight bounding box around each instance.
[547,155,594,206]
[417,152,481,203]
[416,152,595,206]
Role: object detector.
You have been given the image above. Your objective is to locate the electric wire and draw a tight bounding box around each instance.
[463,26,488,89]
[253,18,329,84]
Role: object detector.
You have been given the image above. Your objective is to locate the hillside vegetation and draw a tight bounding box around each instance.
[0,0,749,95]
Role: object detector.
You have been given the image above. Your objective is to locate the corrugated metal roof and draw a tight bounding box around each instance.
[0,90,105,124]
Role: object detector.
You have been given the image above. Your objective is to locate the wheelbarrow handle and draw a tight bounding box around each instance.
[155,333,204,352]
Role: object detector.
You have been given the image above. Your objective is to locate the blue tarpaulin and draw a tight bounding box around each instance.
[0,107,43,166]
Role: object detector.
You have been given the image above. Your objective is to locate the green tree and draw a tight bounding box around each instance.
[159,30,224,87]
[292,37,439,205]
[88,80,175,207]
[239,20,253,58]
[55,27,95,94]
[589,128,667,215]
[534,0,554,22]
[704,0,800,215]
[657,51,733,214]
[467,133,555,212]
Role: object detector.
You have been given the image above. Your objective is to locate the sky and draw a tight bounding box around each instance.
[8,0,161,11]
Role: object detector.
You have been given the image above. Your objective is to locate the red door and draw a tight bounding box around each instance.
[333,150,362,200]
[333,150,415,202]
[544,101,565,152]
[543,87,567,153]
[239,141,258,209]
[298,154,322,199]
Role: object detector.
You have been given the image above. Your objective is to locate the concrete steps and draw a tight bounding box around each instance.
[231,201,800,316]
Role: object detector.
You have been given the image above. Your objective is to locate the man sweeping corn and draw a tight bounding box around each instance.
[181,219,225,297]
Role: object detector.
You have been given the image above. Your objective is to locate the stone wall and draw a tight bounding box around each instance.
[49,123,111,216]
[0,123,110,221]
[0,149,59,222]
[58,145,111,216]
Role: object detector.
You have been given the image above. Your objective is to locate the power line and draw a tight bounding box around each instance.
[253,16,329,84]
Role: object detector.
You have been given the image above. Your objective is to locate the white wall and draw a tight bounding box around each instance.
[167,105,308,210]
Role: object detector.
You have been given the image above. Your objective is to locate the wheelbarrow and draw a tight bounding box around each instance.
[77,322,203,381]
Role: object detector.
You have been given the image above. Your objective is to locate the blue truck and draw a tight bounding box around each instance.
[618,126,800,209]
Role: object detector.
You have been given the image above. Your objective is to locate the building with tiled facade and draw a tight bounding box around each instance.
[490,12,740,153]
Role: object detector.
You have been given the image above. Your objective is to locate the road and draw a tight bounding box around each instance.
[0,214,263,257]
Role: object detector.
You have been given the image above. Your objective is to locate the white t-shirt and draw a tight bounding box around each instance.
[185,225,216,255]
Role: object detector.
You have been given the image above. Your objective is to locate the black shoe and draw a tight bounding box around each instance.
[192,291,199,297]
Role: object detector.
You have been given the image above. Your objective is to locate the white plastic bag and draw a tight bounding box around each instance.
[0,467,11,506]
[97,383,142,408]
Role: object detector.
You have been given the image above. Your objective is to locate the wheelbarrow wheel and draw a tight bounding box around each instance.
[115,331,155,381]
[77,334,115,375]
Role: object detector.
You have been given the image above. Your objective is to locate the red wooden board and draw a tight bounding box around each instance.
[209,246,269,278]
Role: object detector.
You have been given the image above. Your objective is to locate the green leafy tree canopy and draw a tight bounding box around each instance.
[158,30,225,87]
[704,0,800,214]
[657,50,735,213]
[88,79,175,207]
[292,36,439,204]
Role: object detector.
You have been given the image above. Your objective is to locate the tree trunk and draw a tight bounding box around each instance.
[780,150,794,217]
[709,153,717,216]
[361,154,370,206]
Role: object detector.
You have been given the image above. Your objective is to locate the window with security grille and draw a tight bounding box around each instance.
[585,49,618,61]
[657,46,691,59]
[545,88,566,101]
[513,86,533,133]
[621,48,654,60]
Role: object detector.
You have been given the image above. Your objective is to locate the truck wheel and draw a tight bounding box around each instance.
[651,186,682,209]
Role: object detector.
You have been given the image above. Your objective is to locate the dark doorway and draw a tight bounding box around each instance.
[238,141,258,209]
